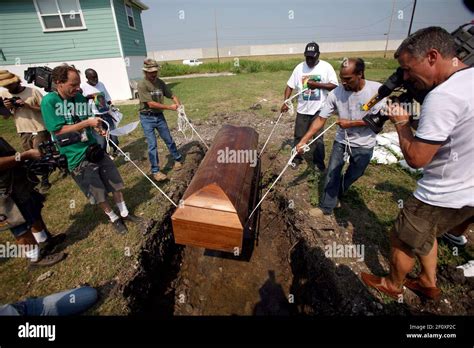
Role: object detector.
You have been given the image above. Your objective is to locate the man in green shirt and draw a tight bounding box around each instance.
[41,64,143,234]
[138,59,183,182]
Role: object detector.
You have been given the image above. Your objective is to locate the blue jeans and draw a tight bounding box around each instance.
[140,113,181,174]
[4,286,98,316]
[93,113,119,152]
[320,141,373,213]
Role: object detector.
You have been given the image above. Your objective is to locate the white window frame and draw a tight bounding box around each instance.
[124,2,136,30]
[33,0,87,32]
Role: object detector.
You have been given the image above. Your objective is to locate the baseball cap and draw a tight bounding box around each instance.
[304,42,320,57]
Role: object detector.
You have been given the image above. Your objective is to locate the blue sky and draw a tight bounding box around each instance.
[141,0,473,51]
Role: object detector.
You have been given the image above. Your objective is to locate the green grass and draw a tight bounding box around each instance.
[157,52,398,82]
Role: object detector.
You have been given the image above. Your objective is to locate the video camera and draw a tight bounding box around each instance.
[24,66,54,92]
[0,97,23,117]
[362,22,474,133]
[24,140,68,177]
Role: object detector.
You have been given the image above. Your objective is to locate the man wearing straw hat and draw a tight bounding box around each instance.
[0,70,51,192]
[137,59,183,182]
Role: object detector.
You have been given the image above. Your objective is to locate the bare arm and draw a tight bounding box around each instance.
[388,104,441,169]
[147,101,177,111]
[307,81,337,91]
[54,118,100,136]
[0,149,41,171]
[171,95,180,106]
[337,119,367,128]
[281,86,294,112]
[296,116,328,153]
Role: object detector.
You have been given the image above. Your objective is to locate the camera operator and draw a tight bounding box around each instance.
[40,64,145,234]
[0,70,51,193]
[0,137,66,267]
[361,27,474,301]
[296,58,385,216]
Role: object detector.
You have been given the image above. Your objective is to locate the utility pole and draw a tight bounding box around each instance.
[408,0,417,36]
[384,0,396,58]
[214,8,220,63]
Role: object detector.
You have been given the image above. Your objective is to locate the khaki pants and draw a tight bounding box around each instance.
[19,131,51,151]
[392,196,474,256]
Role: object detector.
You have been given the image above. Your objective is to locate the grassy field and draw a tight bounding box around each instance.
[157,51,399,78]
[0,54,471,313]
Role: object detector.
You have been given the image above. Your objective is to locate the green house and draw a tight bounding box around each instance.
[0,0,149,100]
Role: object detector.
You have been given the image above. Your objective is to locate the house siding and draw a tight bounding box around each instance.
[114,0,147,58]
[0,0,121,66]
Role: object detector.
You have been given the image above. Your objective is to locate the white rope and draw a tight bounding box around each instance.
[258,88,308,157]
[99,118,178,207]
[248,121,337,221]
[177,105,209,150]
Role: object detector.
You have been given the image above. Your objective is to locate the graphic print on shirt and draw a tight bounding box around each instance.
[94,92,109,113]
[151,89,164,104]
[302,75,321,101]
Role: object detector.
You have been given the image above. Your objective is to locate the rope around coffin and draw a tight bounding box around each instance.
[100,88,331,215]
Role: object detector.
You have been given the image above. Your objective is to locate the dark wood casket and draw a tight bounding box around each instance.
[171,125,260,253]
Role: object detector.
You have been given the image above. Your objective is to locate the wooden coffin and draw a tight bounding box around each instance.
[171,124,259,253]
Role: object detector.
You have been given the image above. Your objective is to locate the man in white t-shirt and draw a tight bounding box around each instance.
[80,69,118,156]
[296,58,385,216]
[281,42,338,171]
[361,27,474,301]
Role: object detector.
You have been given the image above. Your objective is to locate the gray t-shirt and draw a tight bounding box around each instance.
[319,80,384,148]
[414,67,474,209]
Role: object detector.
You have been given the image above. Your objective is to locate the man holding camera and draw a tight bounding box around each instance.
[361,27,474,301]
[0,70,51,193]
[281,42,338,172]
[40,64,143,234]
[0,137,66,267]
[296,58,384,216]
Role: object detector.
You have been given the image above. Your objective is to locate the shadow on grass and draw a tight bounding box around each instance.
[53,174,157,254]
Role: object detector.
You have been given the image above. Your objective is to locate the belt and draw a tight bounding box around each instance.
[140,110,163,116]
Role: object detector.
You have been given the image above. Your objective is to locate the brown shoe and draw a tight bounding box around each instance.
[173,161,183,171]
[404,278,441,301]
[29,252,67,268]
[361,272,403,300]
[153,172,167,181]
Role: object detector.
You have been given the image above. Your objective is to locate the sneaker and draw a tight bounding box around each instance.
[111,219,128,234]
[456,260,474,277]
[336,200,342,209]
[443,233,468,246]
[309,207,332,218]
[314,165,326,174]
[123,214,147,225]
[173,161,183,171]
[153,172,167,181]
[29,252,67,268]
[39,233,66,253]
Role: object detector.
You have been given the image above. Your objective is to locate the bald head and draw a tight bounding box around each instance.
[85,68,98,86]
[339,58,366,91]
[341,58,365,77]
